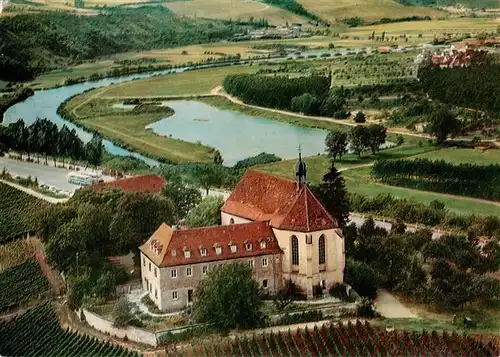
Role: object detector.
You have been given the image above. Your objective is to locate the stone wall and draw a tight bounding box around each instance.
[78,308,158,347]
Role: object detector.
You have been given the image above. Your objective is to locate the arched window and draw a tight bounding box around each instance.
[291,236,299,266]
[229,218,235,225]
[319,235,326,265]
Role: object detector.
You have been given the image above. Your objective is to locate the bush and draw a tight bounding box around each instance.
[329,283,348,301]
[354,111,366,123]
[141,294,163,314]
[358,298,377,318]
[233,152,281,169]
[275,310,323,326]
[274,279,305,312]
[345,259,378,300]
[312,283,323,298]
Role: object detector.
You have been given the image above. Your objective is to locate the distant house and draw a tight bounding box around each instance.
[92,174,166,194]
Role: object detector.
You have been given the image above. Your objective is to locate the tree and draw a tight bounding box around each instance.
[112,297,134,327]
[213,150,224,165]
[193,164,224,195]
[354,111,366,123]
[391,220,406,235]
[349,125,369,158]
[184,195,224,228]
[84,133,103,168]
[320,92,346,117]
[366,124,387,154]
[344,258,378,300]
[291,93,319,115]
[310,165,349,228]
[426,108,461,144]
[162,179,202,221]
[57,125,72,166]
[192,262,264,330]
[325,130,347,163]
[395,134,404,146]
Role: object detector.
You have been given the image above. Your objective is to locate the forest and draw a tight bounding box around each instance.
[223,73,333,115]
[0,7,263,81]
[418,61,500,114]
[371,159,500,201]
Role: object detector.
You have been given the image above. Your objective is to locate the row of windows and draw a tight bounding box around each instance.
[169,257,268,278]
[172,241,268,259]
[291,235,326,266]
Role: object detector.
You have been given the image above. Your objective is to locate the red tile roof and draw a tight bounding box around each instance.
[140,221,281,267]
[93,175,166,194]
[222,170,337,232]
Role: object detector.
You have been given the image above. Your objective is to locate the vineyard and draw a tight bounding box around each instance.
[0,238,36,273]
[187,321,496,357]
[0,182,50,243]
[0,303,142,357]
[0,259,50,312]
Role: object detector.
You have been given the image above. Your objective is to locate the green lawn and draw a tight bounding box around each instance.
[412,147,500,165]
[102,65,258,98]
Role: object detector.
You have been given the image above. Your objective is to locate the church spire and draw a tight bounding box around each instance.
[295,144,307,190]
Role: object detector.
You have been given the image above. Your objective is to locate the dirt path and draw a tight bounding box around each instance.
[374,289,418,319]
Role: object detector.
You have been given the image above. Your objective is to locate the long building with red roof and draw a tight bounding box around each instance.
[139,160,345,312]
[93,174,166,194]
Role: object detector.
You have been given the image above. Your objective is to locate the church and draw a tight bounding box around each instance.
[139,155,345,311]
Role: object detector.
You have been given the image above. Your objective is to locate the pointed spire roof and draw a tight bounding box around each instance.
[270,185,338,232]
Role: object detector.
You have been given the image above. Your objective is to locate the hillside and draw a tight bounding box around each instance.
[297,0,443,23]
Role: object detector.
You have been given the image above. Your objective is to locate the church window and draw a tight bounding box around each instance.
[291,236,299,266]
[155,289,158,299]
[148,262,151,272]
[143,257,145,266]
[319,235,326,265]
[154,268,157,278]
[229,218,235,224]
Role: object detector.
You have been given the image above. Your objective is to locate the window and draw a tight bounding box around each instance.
[149,283,152,292]
[148,262,151,272]
[245,243,252,251]
[229,218,235,225]
[184,250,191,258]
[231,245,237,253]
[186,267,192,277]
[215,247,222,255]
[319,235,326,265]
[154,267,157,278]
[248,260,254,269]
[306,234,312,244]
[171,249,177,256]
[291,235,299,266]
[260,241,267,249]
[172,291,178,300]
[142,257,145,266]
[171,269,177,279]
[202,265,208,275]
[200,248,207,257]
[262,257,268,267]
[155,288,158,299]
[262,279,268,288]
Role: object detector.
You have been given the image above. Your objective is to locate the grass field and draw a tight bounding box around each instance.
[297,0,442,22]
[166,0,305,25]
[412,147,500,165]
[101,65,258,97]
[65,90,215,163]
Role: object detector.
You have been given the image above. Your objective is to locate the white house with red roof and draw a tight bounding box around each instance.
[139,157,344,311]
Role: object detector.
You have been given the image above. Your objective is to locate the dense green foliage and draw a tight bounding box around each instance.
[0,7,263,81]
[233,152,281,169]
[189,321,495,357]
[0,87,34,122]
[372,159,500,201]
[192,262,264,330]
[261,0,323,23]
[397,0,499,8]
[0,303,141,357]
[0,183,49,243]
[1,118,103,167]
[0,260,50,311]
[223,73,331,112]
[419,62,500,114]
[349,192,500,236]
[185,195,224,228]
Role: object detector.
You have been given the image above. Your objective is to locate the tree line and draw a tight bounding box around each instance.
[325,125,388,160]
[372,158,500,201]
[0,119,103,168]
[0,7,265,81]
[418,58,500,114]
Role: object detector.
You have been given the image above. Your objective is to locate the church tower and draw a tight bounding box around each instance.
[295,148,307,189]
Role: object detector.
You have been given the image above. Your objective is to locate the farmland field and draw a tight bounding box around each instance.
[297,0,442,22]
[0,182,49,243]
[0,260,50,311]
[0,239,36,273]
[166,0,305,25]
[412,147,500,165]
[0,303,142,357]
[186,321,495,357]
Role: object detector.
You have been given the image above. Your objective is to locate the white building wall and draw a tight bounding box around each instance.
[220,211,252,226]
[140,252,163,309]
